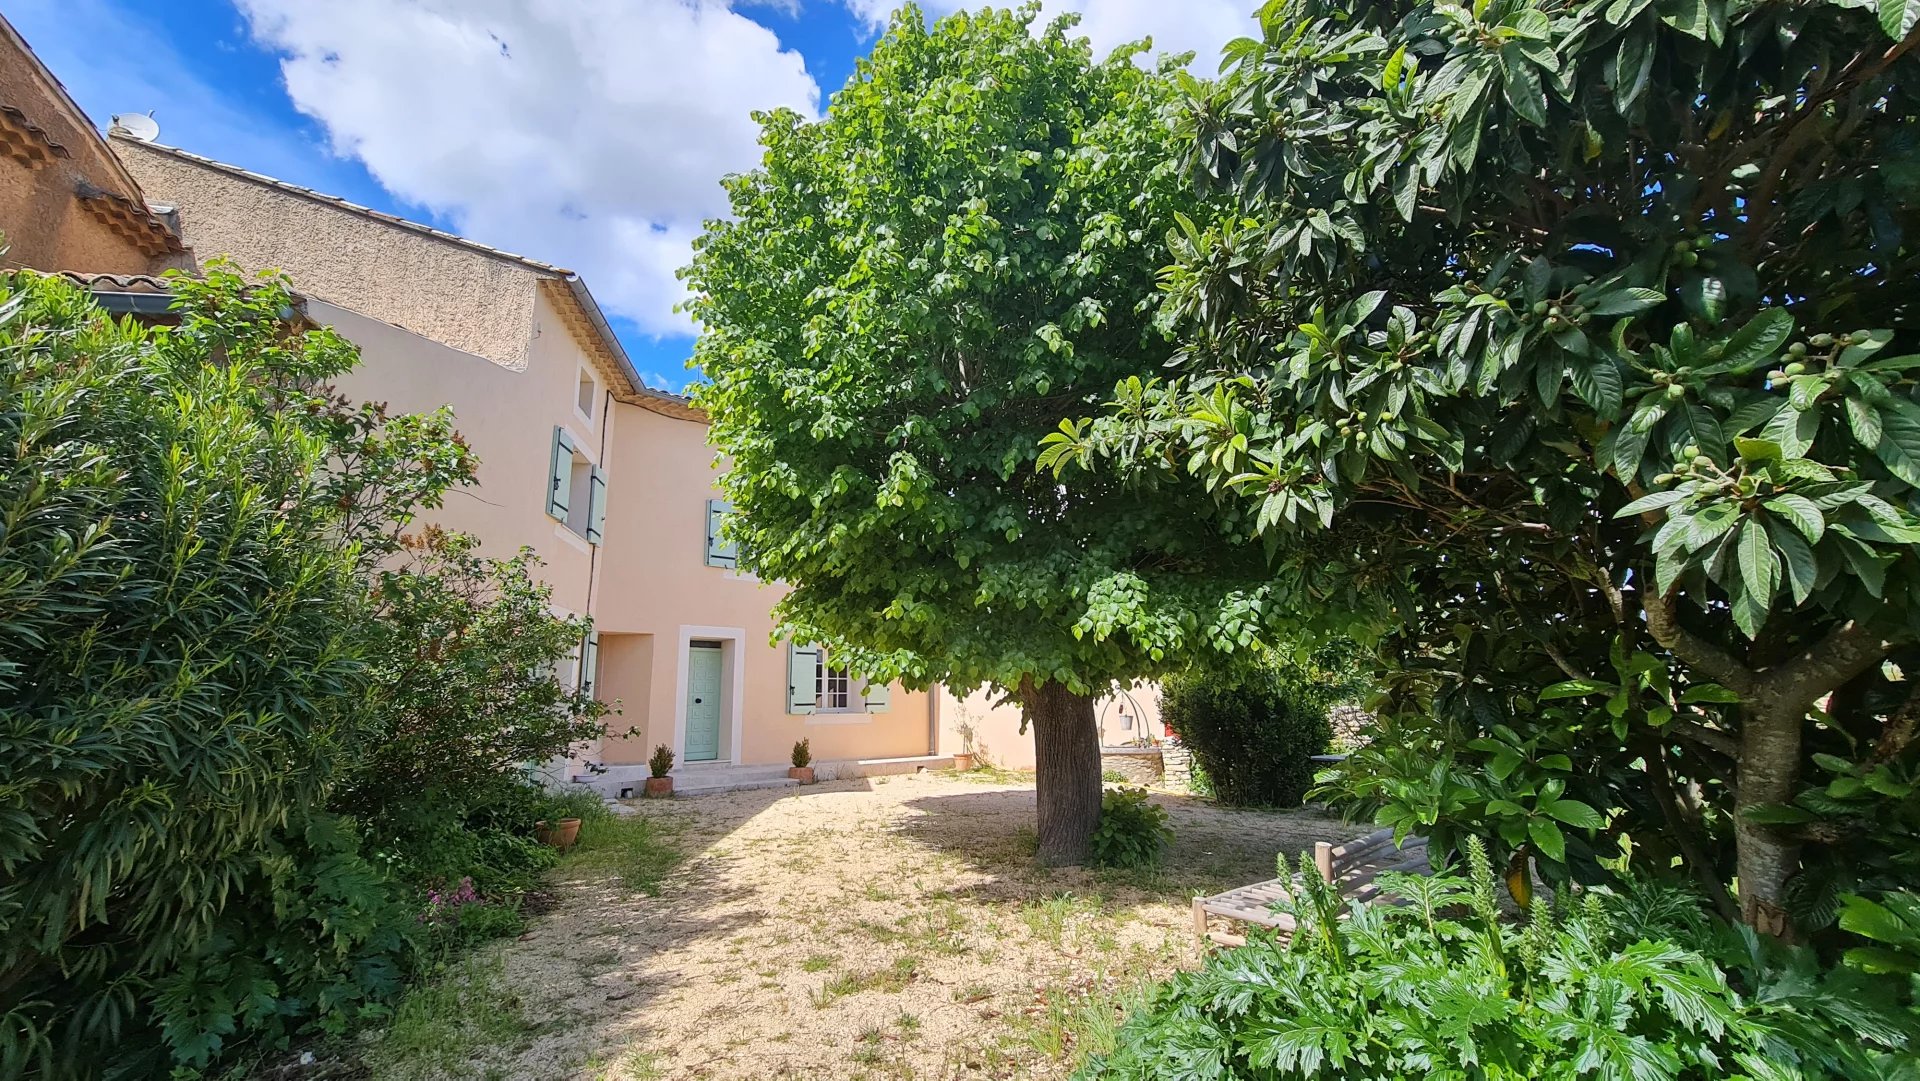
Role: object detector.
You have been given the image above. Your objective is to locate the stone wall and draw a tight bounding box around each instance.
[1160,741,1194,791]
[1099,747,1163,787]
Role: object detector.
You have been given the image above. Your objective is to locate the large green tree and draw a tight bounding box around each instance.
[684,6,1270,863]
[1047,0,1920,930]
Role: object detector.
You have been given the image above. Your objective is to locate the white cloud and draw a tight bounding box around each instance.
[234,0,823,337]
[845,1,1256,71]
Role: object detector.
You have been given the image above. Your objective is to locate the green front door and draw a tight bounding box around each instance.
[685,644,723,762]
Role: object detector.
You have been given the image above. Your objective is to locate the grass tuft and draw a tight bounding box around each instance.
[565,814,684,894]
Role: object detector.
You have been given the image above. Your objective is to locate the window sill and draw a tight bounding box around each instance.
[552,522,591,554]
[804,711,873,726]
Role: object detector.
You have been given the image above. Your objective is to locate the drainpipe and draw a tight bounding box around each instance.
[928,684,941,757]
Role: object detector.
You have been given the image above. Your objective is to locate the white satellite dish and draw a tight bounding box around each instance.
[109,112,160,142]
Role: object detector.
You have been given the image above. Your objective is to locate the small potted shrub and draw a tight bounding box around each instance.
[951,719,978,772]
[788,738,814,783]
[534,796,583,850]
[644,744,675,798]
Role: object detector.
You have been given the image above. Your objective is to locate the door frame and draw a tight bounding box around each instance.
[672,625,746,766]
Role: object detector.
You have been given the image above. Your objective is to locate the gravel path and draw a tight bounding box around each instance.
[440,772,1349,1080]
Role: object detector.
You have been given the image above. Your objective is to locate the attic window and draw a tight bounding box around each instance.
[577,367,597,421]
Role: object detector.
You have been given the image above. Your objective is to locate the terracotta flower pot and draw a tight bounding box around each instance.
[643,776,674,798]
[788,765,815,783]
[535,817,582,851]
[952,752,975,771]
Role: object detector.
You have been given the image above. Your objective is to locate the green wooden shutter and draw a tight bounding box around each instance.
[786,641,818,715]
[580,631,600,697]
[863,680,892,713]
[586,465,608,544]
[547,426,576,520]
[705,499,738,568]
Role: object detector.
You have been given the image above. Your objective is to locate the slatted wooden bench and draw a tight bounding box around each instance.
[1191,828,1431,950]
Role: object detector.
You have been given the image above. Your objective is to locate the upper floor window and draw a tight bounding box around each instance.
[547,426,606,545]
[576,366,597,423]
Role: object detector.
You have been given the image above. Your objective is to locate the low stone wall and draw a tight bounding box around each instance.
[1100,747,1164,787]
[1161,741,1194,791]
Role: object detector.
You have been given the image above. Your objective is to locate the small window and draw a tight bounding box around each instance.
[577,368,597,420]
[817,653,851,711]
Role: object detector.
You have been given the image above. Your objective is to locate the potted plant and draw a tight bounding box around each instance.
[788,738,814,783]
[533,792,584,850]
[951,719,978,772]
[645,744,675,798]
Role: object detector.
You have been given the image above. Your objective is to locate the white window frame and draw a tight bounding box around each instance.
[806,645,872,724]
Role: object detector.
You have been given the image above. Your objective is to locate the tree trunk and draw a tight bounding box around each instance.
[1734,699,1803,939]
[1021,677,1102,866]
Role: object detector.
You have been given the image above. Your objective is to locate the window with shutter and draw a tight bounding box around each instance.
[862,681,892,713]
[580,631,600,697]
[705,499,738,568]
[786,641,818,714]
[586,466,608,545]
[547,426,575,520]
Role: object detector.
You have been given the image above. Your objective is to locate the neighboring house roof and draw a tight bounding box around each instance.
[0,16,183,259]
[108,135,702,422]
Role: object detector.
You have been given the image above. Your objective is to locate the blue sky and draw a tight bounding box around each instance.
[6,0,1249,392]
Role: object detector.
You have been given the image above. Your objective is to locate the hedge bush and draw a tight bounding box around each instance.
[0,268,608,1077]
[1161,653,1357,807]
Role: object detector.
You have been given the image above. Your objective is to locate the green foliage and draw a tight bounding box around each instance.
[331,529,605,825]
[649,744,675,779]
[1163,652,1352,807]
[0,268,600,1076]
[682,3,1273,700]
[1089,788,1172,870]
[792,738,812,769]
[1080,841,1916,1080]
[1051,0,1920,927]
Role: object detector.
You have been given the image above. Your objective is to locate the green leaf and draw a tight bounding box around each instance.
[1541,678,1613,699]
[1541,798,1606,830]
[1736,517,1778,601]
[1880,0,1920,40]
[1761,494,1824,543]
[1568,358,1624,415]
[1733,437,1782,463]
[1678,683,1740,704]
[1615,489,1686,517]
[1714,308,1793,373]
[1872,399,1920,486]
[1528,817,1567,862]
[1587,288,1666,316]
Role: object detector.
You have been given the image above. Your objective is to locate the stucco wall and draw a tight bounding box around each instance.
[594,401,930,768]
[115,138,541,370]
[938,683,1165,771]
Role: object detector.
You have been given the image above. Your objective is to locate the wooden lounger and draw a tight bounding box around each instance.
[1191,828,1431,950]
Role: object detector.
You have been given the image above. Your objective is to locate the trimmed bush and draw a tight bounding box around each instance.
[1161,656,1353,808]
[1089,788,1172,870]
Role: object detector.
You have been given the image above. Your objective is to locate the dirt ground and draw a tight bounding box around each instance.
[414,772,1350,1080]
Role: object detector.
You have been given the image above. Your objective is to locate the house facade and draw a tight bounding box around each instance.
[108,133,937,789]
[0,5,1159,786]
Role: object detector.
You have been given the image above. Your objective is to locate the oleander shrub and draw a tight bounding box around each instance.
[1089,787,1173,870]
[1079,840,1916,1080]
[1162,651,1358,807]
[0,269,393,1077]
[0,268,603,1077]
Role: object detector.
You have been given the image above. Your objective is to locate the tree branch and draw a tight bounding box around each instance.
[1640,587,1759,698]
[1760,620,1903,711]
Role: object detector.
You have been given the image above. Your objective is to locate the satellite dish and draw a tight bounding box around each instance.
[109,112,160,142]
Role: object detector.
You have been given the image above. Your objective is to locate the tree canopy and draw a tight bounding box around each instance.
[1045,0,1920,932]
[684,5,1277,862]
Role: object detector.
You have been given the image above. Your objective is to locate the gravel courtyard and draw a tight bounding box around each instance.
[382,772,1351,1080]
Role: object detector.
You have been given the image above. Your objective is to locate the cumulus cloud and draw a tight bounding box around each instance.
[844,0,1256,70]
[234,0,822,337]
